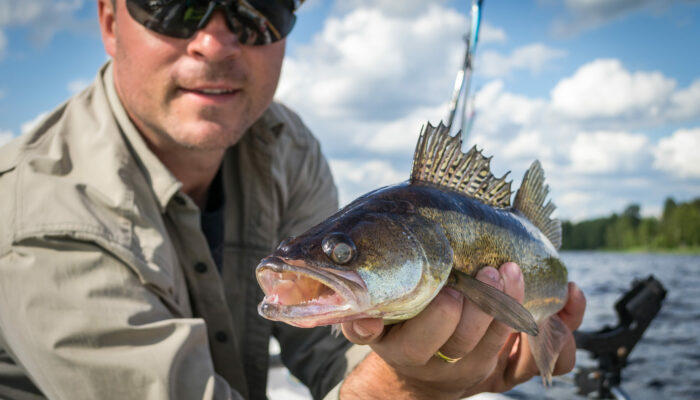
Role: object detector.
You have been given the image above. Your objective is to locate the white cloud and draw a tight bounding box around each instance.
[551,59,676,120]
[0,0,96,46]
[334,0,451,16]
[21,111,48,134]
[67,78,90,94]
[473,80,548,130]
[357,104,446,155]
[479,22,507,44]
[553,0,673,36]
[329,159,406,206]
[557,191,594,221]
[278,2,469,163]
[653,128,700,178]
[502,130,553,161]
[278,4,466,123]
[0,111,49,149]
[668,79,700,121]
[0,130,14,146]
[570,131,650,173]
[479,44,567,78]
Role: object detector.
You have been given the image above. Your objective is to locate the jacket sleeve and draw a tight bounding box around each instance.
[0,239,243,400]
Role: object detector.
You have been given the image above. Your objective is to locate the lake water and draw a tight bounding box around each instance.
[510,251,700,400]
[267,251,700,400]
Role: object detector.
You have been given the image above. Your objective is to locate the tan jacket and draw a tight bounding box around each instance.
[0,62,364,400]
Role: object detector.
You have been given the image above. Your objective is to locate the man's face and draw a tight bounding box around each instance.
[100,0,286,151]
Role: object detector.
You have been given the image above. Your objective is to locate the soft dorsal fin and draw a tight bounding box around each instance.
[410,122,512,208]
[513,161,562,249]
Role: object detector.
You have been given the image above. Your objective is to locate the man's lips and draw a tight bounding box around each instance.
[178,86,242,103]
[181,87,241,94]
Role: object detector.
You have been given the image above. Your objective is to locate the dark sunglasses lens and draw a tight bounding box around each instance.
[126,0,208,38]
[126,0,297,44]
[228,1,296,45]
[244,0,297,40]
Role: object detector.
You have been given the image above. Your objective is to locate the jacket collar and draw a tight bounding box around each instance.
[102,62,182,212]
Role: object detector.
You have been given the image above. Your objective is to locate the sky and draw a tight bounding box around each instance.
[1,0,699,221]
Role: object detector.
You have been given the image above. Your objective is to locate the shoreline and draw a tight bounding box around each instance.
[561,247,700,255]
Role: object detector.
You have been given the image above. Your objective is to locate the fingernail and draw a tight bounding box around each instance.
[482,267,500,283]
[504,262,521,281]
[442,286,463,301]
[353,322,371,338]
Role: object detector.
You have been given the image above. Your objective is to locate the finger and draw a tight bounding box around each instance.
[462,332,522,397]
[501,262,525,304]
[553,331,576,375]
[558,282,586,331]
[341,318,385,345]
[512,323,577,381]
[491,332,523,392]
[510,333,539,380]
[500,332,520,366]
[437,267,501,360]
[373,286,463,366]
[472,263,526,358]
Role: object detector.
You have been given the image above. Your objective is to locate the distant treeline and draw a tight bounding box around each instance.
[561,197,700,250]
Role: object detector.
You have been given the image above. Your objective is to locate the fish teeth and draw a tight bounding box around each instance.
[267,294,280,304]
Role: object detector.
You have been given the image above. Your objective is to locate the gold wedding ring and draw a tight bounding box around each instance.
[434,350,463,364]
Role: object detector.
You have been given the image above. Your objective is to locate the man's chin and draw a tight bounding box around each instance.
[169,123,247,151]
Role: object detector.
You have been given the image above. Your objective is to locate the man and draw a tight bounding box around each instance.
[0,0,586,399]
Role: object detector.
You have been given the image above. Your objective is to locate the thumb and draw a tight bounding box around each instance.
[341,318,385,344]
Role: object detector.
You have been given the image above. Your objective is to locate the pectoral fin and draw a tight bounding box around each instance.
[448,270,538,336]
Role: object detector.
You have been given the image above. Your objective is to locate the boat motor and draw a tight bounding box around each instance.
[573,275,667,400]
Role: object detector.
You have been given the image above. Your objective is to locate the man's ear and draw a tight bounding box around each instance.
[98,0,117,57]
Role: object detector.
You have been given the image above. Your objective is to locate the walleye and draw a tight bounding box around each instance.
[256,122,569,383]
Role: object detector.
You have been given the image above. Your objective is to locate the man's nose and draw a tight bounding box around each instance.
[186,10,242,61]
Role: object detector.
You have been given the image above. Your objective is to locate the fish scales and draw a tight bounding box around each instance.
[358,182,568,322]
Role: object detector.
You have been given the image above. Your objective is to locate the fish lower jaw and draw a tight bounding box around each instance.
[257,300,370,328]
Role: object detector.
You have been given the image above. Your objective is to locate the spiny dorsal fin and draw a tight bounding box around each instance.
[513,161,562,249]
[410,122,512,208]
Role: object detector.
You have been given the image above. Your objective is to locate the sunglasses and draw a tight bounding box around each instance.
[125,0,303,45]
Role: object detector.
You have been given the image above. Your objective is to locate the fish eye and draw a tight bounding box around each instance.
[321,232,356,265]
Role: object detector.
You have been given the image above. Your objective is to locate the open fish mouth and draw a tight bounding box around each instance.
[256,256,371,327]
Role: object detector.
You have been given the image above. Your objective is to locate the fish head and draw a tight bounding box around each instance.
[256,198,453,328]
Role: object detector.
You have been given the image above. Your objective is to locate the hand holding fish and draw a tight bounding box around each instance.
[338,264,585,399]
